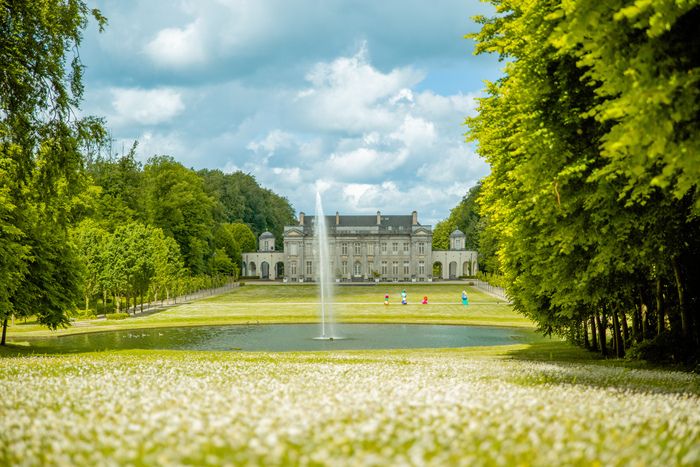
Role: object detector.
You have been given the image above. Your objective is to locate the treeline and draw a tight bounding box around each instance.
[0,2,296,343]
[71,149,296,314]
[468,1,700,364]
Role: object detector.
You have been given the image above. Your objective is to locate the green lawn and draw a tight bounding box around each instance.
[3,283,699,465]
[4,283,528,340]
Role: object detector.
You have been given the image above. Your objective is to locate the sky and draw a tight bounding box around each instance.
[80,0,503,226]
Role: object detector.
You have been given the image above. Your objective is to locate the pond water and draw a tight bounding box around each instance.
[19,323,534,353]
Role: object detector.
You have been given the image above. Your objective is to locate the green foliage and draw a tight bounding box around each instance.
[199,169,296,248]
[106,312,129,320]
[226,223,257,253]
[468,0,700,363]
[431,220,453,250]
[0,1,106,342]
[143,156,215,275]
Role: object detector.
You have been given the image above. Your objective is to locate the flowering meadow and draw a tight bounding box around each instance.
[2,349,699,466]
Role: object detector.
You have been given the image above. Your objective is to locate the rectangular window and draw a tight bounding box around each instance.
[354,242,361,256]
[290,261,297,275]
[392,242,398,254]
[418,242,425,255]
[381,261,388,275]
[341,243,348,255]
[403,242,409,253]
[403,261,410,275]
[289,243,298,256]
[392,261,399,275]
[342,261,348,275]
[418,261,425,275]
[381,242,387,254]
[306,261,313,276]
[367,243,374,255]
[354,262,362,276]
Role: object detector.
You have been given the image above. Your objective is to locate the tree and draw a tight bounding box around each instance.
[87,144,144,229]
[150,230,184,304]
[143,156,216,275]
[1,1,106,344]
[213,224,242,267]
[432,183,483,252]
[468,0,700,362]
[199,169,296,249]
[226,223,257,253]
[431,220,454,251]
[71,219,109,313]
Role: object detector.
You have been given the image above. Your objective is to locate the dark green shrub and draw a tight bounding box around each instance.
[626,334,675,363]
[106,312,129,320]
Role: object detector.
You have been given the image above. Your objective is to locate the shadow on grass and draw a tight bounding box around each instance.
[504,339,700,395]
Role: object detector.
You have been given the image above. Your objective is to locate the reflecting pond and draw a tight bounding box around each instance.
[18,323,535,353]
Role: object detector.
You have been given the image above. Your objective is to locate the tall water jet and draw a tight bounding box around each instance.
[314,191,335,339]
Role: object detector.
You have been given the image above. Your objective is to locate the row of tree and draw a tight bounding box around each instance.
[0,1,295,343]
[467,0,700,363]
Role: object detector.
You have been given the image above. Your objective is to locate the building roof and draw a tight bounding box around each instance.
[300,214,416,234]
[450,229,466,237]
[259,231,275,239]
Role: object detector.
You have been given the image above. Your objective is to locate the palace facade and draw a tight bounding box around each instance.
[242,211,478,282]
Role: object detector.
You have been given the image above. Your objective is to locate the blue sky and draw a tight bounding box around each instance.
[81,0,502,225]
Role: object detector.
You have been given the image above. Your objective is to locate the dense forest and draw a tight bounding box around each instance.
[467,0,700,364]
[0,1,295,343]
[74,147,296,314]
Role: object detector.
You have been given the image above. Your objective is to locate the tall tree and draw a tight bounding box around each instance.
[1,1,106,344]
[143,156,215,275]
[468,0,700,362]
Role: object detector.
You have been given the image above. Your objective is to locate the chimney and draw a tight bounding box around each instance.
[376,211,381,225]
[412,210,418,225]
[299,212,305,225]
[336,211,340,225]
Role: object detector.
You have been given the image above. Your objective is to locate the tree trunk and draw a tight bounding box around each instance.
[596,310,607,357]
[590,315,598,351]
[620,309,629,348]
[671,257,689,339]
[612,307,625,358]
[140,293,144,313]
[656,277,664,335]
[85,294,89,313]
[632,295,644,342]
[583,319,590,349]
[1,317,8,346]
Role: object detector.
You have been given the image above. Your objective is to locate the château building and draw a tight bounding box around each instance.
[242,211,478,282]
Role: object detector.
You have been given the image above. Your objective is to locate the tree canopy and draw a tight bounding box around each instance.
[1,0,106,344]
[468,0,700,363]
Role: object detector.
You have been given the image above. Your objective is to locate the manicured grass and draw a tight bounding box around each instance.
[4,283,528,340]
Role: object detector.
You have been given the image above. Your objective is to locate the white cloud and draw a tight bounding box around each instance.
[296,43,425,133]
[271,166,302,184]
[326,147,409,180]
[111,88,185,125]
[247,130,296,154]
[143,1,273,69]
[388,115,436,151]
[145,20,207,68]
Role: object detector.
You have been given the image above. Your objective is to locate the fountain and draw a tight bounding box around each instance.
[313,191,338,340]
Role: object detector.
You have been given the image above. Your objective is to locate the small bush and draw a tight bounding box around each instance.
[106,312,129,320]
[626,334,675,363]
